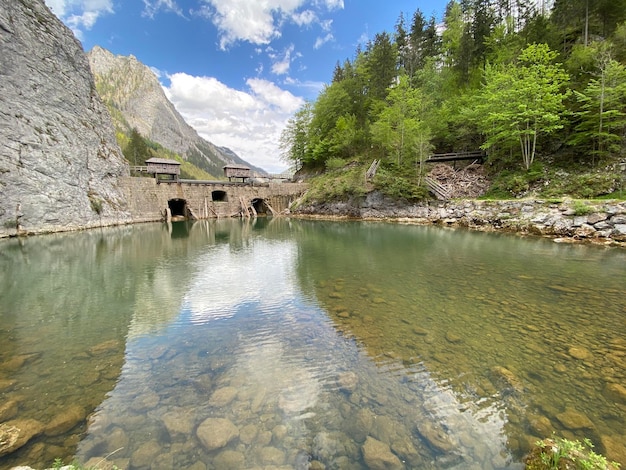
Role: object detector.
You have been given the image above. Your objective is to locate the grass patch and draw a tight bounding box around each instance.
[300,163,369,204]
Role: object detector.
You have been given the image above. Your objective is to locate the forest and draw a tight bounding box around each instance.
[280,0,626,200]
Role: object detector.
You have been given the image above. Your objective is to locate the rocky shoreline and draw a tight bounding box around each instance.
[292,192,626,247]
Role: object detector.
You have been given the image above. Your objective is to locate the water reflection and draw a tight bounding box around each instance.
[0,219,624,469]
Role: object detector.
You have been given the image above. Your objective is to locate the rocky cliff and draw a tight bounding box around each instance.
[0,0,132,237]
[87,46,265,177]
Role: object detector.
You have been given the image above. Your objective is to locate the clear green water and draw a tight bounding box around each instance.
[0,219,624,469]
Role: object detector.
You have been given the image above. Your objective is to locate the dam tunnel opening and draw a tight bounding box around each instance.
[168,198,187,217]
[251,198,273,216]
[212,190,227,202]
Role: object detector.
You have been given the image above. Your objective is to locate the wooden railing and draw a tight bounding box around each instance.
[426,151,485,163]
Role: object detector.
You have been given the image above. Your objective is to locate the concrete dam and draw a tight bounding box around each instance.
[119,177,308,222]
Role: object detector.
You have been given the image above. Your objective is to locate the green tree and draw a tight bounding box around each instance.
[571,55,626,164]
[371,75,432,170]
[476,43,570,169]
[280,103,313,168]
[123,128,150,165]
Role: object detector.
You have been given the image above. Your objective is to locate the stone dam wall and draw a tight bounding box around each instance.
[118,177,308,222]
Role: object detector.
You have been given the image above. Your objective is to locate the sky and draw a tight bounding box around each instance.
[44,0,448,174]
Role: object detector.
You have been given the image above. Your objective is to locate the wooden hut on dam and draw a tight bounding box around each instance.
[223,164,251,182]
[145,158,181,180]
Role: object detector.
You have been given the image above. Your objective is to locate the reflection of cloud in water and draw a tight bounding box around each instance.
[393,365,516,468]
[184,241,299,324]
[233,336,321,419]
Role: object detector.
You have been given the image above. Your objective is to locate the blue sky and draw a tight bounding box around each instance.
[45,0,448,173]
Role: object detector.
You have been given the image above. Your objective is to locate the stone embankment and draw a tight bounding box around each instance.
[293,191,626,246]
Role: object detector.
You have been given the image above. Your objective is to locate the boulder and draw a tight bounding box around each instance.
[0,419,44,457]
[196,417,239,452]
[604,383,626,405]
[555,409,595,430]
[45,405,85,436]
[209,386,238,407]
[361,436,403,470]
[130,440,161,468]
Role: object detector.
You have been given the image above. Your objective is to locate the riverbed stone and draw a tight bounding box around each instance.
[130,440,161,468]
[415,421,455,453]
[258,446,286,465]
[445,331,463,343]
[0,400,19,421]
[362,436,403,470]
[600,434,626,467]
[0,353,39,372]
[131,390,160,412]
[104,426,129,454]
[568,346,591,360]
[527,414,554,437]
[89,339,120,356]
[491,366,524,393]
[604,383,626,404]
[239,423,259,445]
[162,407,195,436]
[44,405,85,436]
[337,371,359,392]
[196,417,239,451]
[209,386,238,407]
[555,409,595,430]
[0,419,44,457]
[213,449,245,469]
[0,379,16,391]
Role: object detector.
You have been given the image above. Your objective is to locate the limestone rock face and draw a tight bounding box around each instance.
[0,0,131,237]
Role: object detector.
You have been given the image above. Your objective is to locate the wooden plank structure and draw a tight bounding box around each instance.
[425,151,485,163]
[365,159,380,181]
[131,158,181,180]
[424,177,451,200]
[224,164,251,182]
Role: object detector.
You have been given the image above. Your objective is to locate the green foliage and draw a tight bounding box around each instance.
[325,158,348,171]
[123,128,150,165]
[571,54,626,165]
[531,437,620,470]
[476,44,570,170]
[542,172,622,198]
[278,0,626,200]
[302,165,369,203]
[52,459,121,470]
[373,167,428,201]
[572,200,593,216]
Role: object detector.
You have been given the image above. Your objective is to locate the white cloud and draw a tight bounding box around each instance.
[270,44,300,75]
[314,33,333,49]
[198,0,343,49]
[291,9,317,26]
[142,0,185,18]
[44,0,113,38]
[164,72,304,173]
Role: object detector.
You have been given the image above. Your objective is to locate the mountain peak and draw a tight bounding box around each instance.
[87,46,266,176]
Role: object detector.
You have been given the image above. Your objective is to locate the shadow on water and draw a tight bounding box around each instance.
[0,219,624,469]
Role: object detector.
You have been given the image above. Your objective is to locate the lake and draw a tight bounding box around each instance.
[0,219,624,470]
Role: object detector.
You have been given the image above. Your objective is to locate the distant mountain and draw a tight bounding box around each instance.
[87,46,266,176]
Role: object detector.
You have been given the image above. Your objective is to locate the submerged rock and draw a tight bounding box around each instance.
[196,417,239,452]
[0,419,44,457]
[44,405,85,436]
[361,436,403,470]
[555,409,595,430]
